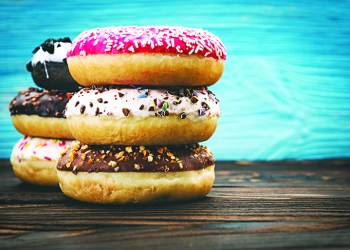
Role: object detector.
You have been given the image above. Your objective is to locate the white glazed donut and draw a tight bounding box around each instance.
[10,136,76,186]
[64,86,220,145]
[67,26,226,86]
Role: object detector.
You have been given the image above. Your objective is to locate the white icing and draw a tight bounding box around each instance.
[31,42,71,66]
[43,61,49,79]
[65,88,220,120]
[11,136,76,162]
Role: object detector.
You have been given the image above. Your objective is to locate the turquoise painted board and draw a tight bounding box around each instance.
[1,0,350,160]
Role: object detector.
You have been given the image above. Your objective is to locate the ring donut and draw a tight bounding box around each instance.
[26,38,81,91]
[9,87,74,139]
[10,136,76,186]
[64,86,220,145]
[57,142,215,203]
[67,26,226,86]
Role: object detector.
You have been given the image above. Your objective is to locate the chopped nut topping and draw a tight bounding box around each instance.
[115,151,125,159]
[108,161,117,167]
[125,146,133,153]
[122,108,130,116]
[134,164,141,170]
[81,153,86,160]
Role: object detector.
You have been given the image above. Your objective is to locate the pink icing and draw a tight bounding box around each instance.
[67,26,227,60]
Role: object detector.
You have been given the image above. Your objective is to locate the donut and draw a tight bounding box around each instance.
[64,86,220,145]
[10,136,76,186]
[56,142,215,204]
[26,38,81,91]
[9,87,74,139]
[67,26,226,86]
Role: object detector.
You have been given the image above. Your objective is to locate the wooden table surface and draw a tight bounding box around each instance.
[0,160,349,249]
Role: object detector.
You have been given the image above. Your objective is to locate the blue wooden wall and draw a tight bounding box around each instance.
[1,0,350,160]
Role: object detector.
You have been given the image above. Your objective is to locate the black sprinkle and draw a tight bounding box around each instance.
[180,112,187,119]
[80,105,86,114]
[75,101,80,107]
[89,102,93,107]
[97,98,103,103]
[139,104,144,110]
[26,62,33,72]
[32,46,40,53]
[148,106,155,111]
[47,42,55,54]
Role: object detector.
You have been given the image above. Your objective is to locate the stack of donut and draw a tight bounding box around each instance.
[9,38,80,186]
[56,26,227,203]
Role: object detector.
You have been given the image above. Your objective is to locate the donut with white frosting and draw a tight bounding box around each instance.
[10,136,77,186]
[26,38,81,91]
[65,86,220,145]
[67,26,226,86]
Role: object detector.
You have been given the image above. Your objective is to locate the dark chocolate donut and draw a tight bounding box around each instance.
[9,87,73,118]
[26,38,81,91]
[57,142,215,174]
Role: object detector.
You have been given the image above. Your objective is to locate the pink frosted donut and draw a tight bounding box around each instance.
[67,26,226,86]
[10,136,77,186]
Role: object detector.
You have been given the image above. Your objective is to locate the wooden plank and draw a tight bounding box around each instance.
[1,0,350,160]
[0,160,349,249]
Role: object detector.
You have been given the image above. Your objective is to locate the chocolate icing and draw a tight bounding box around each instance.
[29,61,81,91]
[9,87,73,118]
[57,143,215,174]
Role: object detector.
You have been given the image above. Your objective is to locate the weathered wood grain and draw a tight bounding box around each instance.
[0,160,349,249]
[1,0,350,160]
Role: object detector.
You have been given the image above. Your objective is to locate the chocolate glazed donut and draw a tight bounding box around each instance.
[57,143,215,173]
[26,38,81,91]
[56,143,216,204]
[9,88,74,139]
[9,88,71,118]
